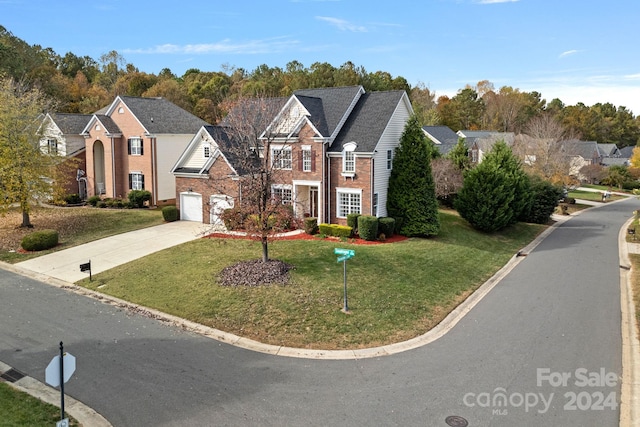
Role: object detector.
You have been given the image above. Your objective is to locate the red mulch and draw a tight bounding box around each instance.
[204,232,408,245]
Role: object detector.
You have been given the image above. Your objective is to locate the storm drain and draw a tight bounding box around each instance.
[445,415,469,427]
[0,368,26,383]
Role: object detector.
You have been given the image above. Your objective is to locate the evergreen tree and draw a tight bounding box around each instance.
[455,140,531,232]
[387,115,440,237]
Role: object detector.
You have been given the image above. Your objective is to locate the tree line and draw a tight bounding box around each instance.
[1,25,639,147]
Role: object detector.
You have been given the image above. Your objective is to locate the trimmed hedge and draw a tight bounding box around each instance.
[87,195,101,207]
[162,206,179,222]
[318,223,353,238]
[128,190,152,208]
[21,229,59,251]
[346,213,360,232]
[304,217,318,235]
[357,215,378,241]
[378,217,396,238]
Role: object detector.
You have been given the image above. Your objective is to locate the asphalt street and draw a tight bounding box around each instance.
[1,198,638,426]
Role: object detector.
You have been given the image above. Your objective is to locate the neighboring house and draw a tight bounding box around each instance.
[422,125,461,156]
[619,146,635,160]
[457,130,515,164]
[598,143,629,166]
[562,140,602,177]
[39,112,92,197]
[81,96,209,206]
[171,85,413,225]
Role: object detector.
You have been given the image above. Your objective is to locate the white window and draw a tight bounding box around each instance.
[344,150,355,173]
[129,172,144,190]
[128,137,143,156]
[387,149,393,170]
[373,193,379,216]
[47,139,58,155]
[302,149,312,172]
[337,189,361,218]
[272,147,292,169]
[203,145,211,158]
[272,185,292,204]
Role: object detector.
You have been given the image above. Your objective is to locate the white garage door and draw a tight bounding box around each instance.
[180,193,203,222]
[210,195,234,225]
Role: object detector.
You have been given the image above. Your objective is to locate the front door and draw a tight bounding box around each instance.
[309,187,318,218]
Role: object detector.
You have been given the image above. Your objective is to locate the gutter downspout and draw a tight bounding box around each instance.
[151,137,157,206]
[111,137,116,197]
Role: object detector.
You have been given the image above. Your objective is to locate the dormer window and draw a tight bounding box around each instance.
[342,142,357,177]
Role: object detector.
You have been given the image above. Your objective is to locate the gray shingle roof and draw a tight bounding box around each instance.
[94,115,122,135]
[293,86,364,138]
[562,140,600,159]
[50,113,92,134]
[118,96,209,134]
[330,90,406,153]
[423,126,459,145]
[619,146,634,158]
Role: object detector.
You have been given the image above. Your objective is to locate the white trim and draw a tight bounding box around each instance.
[335,187,362,218]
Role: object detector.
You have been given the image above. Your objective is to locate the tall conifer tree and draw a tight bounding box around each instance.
[387,115,440,237]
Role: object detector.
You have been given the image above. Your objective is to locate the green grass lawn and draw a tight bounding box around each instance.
[0,382,79,427]
[78,212,546,349]
[568,189,626,202]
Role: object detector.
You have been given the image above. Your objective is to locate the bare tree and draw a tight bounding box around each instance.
[217,95,295,262]
[431,158,463,207]
[513,114,580,186]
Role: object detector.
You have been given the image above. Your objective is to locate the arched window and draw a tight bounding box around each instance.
[342,142,357,176]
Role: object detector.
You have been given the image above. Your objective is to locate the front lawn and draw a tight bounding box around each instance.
[78,212,546,349]
[0,382,79,427]
[0,206,165,263]
[568,189,626,203]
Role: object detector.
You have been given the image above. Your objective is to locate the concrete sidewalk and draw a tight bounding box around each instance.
[15,221,207,283]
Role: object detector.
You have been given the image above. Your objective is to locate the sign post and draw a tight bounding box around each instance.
[79,260,91,281]
[334,248,355,313]
[45,342,76,424]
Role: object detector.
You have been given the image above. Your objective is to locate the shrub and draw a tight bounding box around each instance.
[162,206,179,222]
[318,223,352,238]
[564,197,576,204]
[88,195,101,207]
[304,217,319,235]
[518,177,563,224]
[97,201,107,208]
[220,207,246,230]
[378,217,396,237]
[128,190,152,208]
[346,213,360,233]
[64,193,82,205]
[21,229,59,251]
[357,215,378,241]
[623,181,640,191]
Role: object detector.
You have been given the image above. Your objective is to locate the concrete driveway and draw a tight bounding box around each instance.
[15,221,207,283]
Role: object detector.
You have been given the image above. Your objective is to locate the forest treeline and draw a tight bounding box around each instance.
[2,25,639,147]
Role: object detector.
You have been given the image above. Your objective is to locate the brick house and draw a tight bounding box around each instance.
[81,96,208,205]
[171,86,413,225]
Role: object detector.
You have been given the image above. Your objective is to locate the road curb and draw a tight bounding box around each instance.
[618,215,640,427]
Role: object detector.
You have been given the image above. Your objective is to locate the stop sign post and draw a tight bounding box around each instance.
[45,342,75,422]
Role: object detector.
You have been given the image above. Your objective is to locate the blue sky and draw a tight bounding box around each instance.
[3,0,640,114]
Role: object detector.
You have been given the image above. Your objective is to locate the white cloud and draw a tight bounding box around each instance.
[316,16,368,32]
[123,37,300,55]
[559,50,580,59]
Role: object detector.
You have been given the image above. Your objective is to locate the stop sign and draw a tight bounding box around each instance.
[45,353,76,387]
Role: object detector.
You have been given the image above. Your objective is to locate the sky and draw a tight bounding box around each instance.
[3,0,640,114]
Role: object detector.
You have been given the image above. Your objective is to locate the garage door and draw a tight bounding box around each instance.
[210,195,234,225]
[180,193,203,222]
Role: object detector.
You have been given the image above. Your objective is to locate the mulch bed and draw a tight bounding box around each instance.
[204,232,408,245]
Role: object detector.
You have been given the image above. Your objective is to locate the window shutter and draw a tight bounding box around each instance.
[298,151,303,170]
[127,139,131,155]
[311,150,316,172]
[140,139,144,155]
[141,174,145,189]
[128,173,132,189]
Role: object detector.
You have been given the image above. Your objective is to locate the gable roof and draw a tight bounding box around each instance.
[619,146,635,159]
[82,114,122,136]
[105,96,209,135]
[562,139,600,159]
[292,86,364,140]
[423,126,459,145]
[48,113,93,134]
[330,90,408,153]
[597,143,619,157]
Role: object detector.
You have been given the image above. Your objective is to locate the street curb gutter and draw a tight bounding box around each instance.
[619,216,640,427]
[0,361,111,427]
